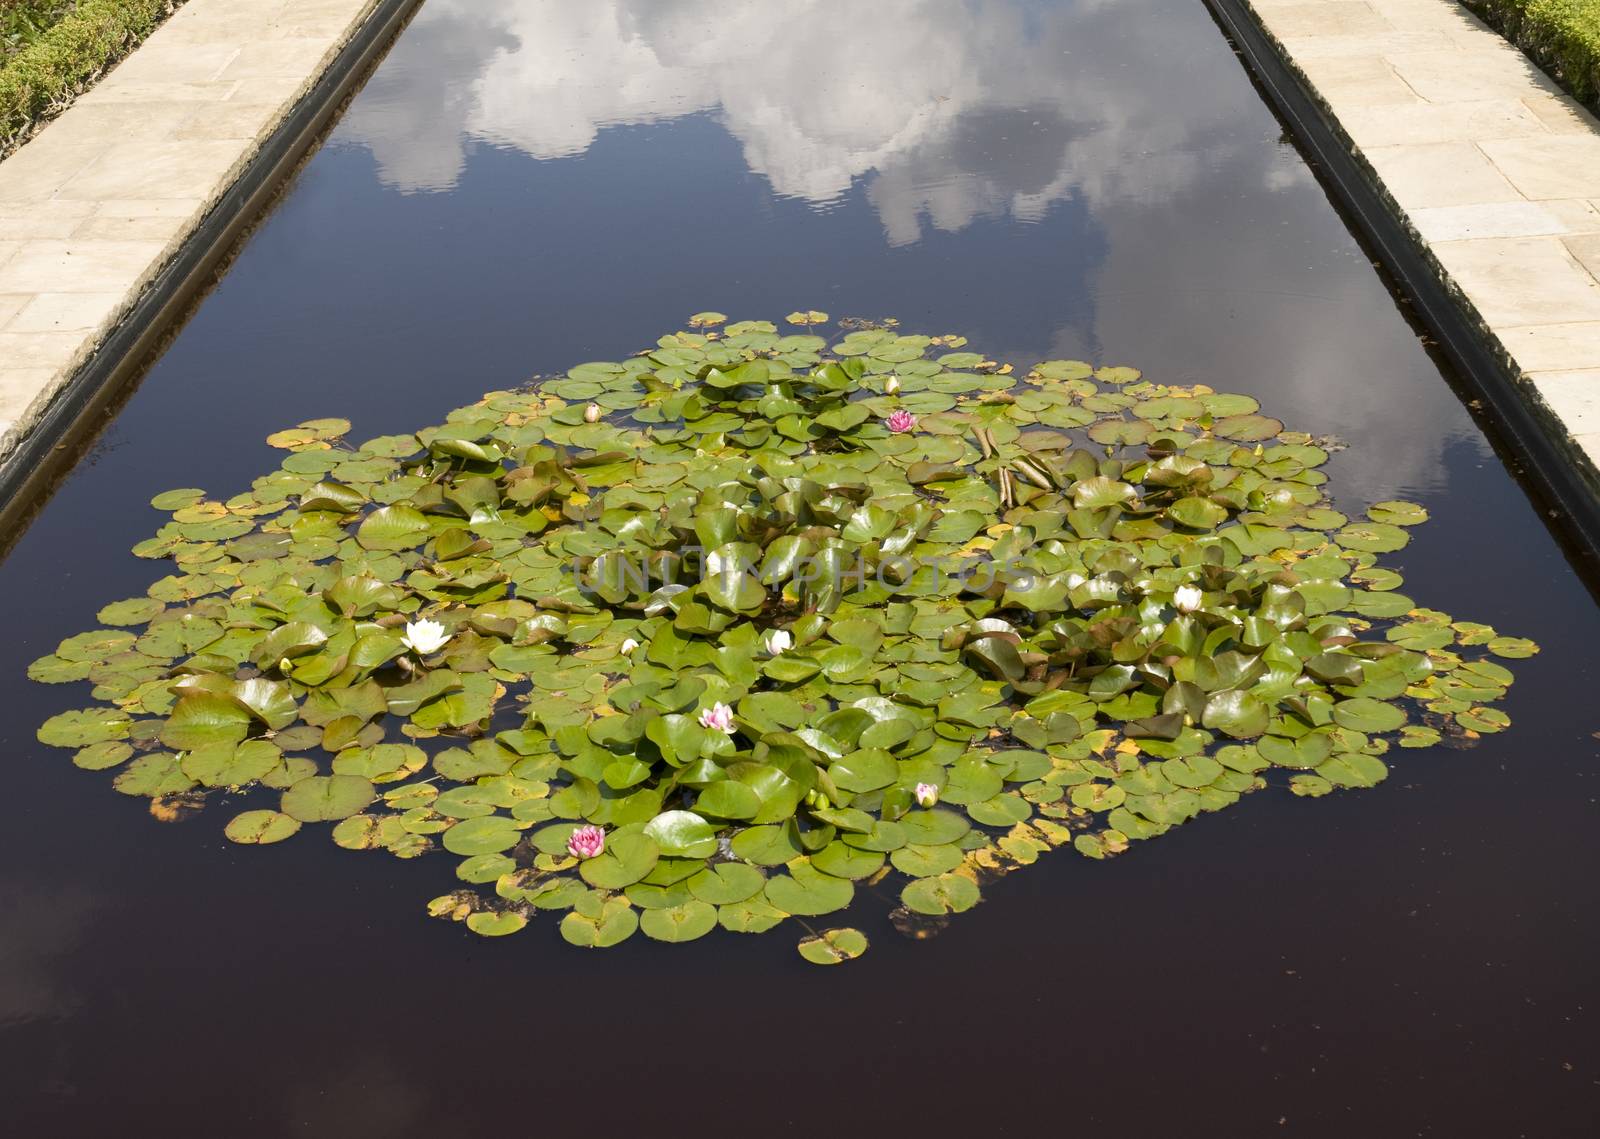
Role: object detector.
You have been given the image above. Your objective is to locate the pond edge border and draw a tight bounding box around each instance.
[0,0,425,547]
[1203,0,1600,581]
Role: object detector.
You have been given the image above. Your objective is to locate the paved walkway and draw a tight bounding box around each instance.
[1248,0,1600,483]
[0,0,380,456]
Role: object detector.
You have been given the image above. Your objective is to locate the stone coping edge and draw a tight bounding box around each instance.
[0,0,423,543]
[1203,0,1600,578]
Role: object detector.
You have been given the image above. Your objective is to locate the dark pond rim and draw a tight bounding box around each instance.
[0,0,426,553]
[1203,0,1600,580]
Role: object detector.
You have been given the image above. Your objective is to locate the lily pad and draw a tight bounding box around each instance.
[224,810,301,845]
[797,927,868,965]
[26,316,1533,958]
[281,775,376,822]
[639,900,718,942]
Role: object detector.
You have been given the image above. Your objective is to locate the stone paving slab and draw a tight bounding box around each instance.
[0,0,380,457]
[1248,0,1600,491]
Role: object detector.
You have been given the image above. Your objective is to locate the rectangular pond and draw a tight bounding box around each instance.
[2,1,1597,1134]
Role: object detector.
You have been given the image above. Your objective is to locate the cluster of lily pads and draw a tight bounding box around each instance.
[31,312,1537,963]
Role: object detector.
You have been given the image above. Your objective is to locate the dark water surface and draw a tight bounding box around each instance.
[4,1,1598,1134]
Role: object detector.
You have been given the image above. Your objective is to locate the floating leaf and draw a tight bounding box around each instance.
[38,707,130,748]
[467,912,527,937]
[901,873,980,915]
[797,927,868,965]
[224,810,301,845]
[561,898,638,947]
[579,833,660,889]
[764,862,855,916]
[642,810,719,858]
[26,317,1533,960]
[640,900,718,942]
[280,775,376,822]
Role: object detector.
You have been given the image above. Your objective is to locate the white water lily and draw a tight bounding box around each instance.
[619,637,640,654]
[402,618,452,655]
[884,375,901,395]
[1173,585,1204,613]
[583,402,602,423]
[764,629,792,656]
[914,782,939,808]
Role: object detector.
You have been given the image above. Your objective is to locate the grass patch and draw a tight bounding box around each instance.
[1464,0,1600,107]
[0,0,183,156]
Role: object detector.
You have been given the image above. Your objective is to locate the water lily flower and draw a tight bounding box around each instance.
[620,637,640,654]
[764,629,792,656]
[567,824,605,859]
[914,782,939,808]
[886,409,918,433]
[583,403,602,423]
[884,375,902,395]
[699,702,736,734]
[1173,585,1204,613]
[401,618,451,656]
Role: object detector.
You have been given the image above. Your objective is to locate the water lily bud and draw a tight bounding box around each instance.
[764,629,792,656]
[1173,585,1203,613]
[914,782,939,808]
[567,824,605,859]
[584,403,602,423]
[401,617,451,656]
[620,637,640,654]
[884,375,901,395]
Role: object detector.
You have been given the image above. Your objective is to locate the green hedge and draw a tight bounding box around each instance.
[0,0,177,153]
[1464,0,1600,107]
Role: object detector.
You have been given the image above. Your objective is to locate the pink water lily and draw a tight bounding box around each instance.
[699,702,736,734]
[914,782,939,808]
[886,409,918,433]
[567,824,605,859]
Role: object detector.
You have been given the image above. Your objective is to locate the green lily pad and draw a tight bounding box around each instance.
[466,911,528,937]
[27,316,1534,959]
[224,810,301,845]
[901,873,980,915]
[578,832,660,888]
[687,862,765,904]
[281,775,376,822]
[442,815,524,856]
[764,861,855,916]
[639,900,718,942]
[797,927,868,965]
[561,898,638,947]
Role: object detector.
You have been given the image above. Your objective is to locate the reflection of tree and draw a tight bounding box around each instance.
[0,877,99,1100]
[284,1056,427,1138]
[0,877,97,1027]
